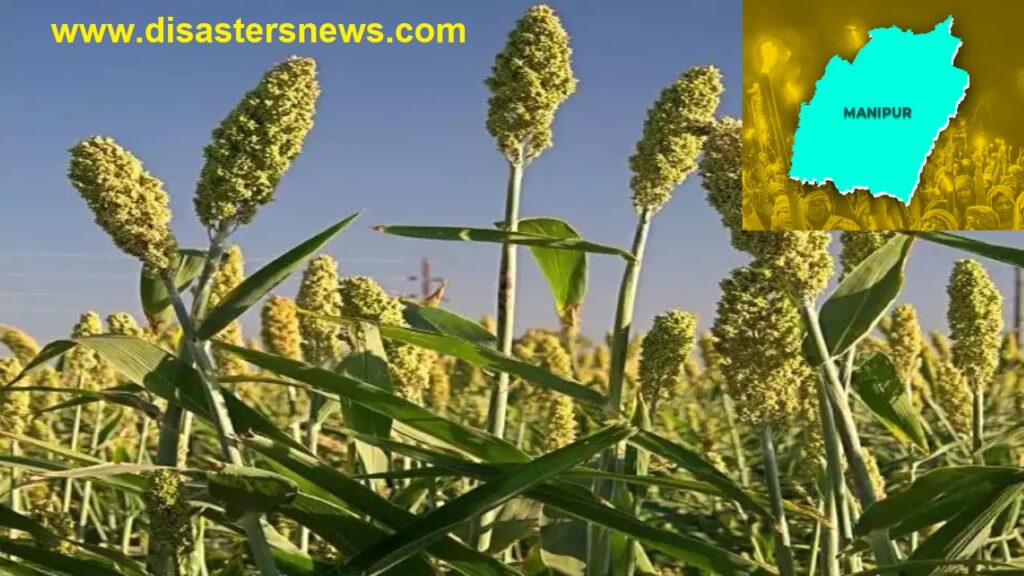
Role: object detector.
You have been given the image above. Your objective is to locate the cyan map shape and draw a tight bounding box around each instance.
[788,15,970,205]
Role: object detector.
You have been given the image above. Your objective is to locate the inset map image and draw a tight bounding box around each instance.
[743,0,1024,230]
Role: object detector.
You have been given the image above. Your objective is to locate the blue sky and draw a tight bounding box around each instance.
[1,0,1021,345]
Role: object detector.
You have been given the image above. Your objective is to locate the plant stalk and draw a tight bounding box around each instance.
[761,425,796,576]
[62,374,86,513]
[477,154,524,552]
[722,393,750,488]
[77,399,107,538]
[161,263,278,575]
[816,381,841,576]
[802,301,898,566]
[972,382,985,465]
[121,415,152,553]
[590,208,652,576]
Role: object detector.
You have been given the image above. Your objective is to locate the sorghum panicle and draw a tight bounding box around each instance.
[210,245,245,308]
[106,312,145,338]
[427,359,451,413]
[542,395,577,452]
[711,267,815,427]
[862,449,887,500]
[296,255,344,366]
[485,5,577,164]
[630,66,723,213]
[746,231,834,303]
[338,276,405,327]
[932,356,973,435]
[480,315,497,335]
[0,325,39,364]
[65,312,104,388]
[638,310,697,411]
[931,331,953,361]
[947,259,1003,387]
[195,57,320,228]
[68,137,178,271]
[144,469,194,570]
[261,295,303,361]
[697,331,724,381]
[338,276,433,401]
[699,116,748,250]
[887,304,922,384]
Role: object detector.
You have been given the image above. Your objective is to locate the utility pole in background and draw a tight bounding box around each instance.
[408,257,446,303]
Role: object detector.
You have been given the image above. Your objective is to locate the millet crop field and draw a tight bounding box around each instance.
[2,5,1024,576]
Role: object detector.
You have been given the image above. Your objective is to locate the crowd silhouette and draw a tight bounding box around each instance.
[743,118,1023,231]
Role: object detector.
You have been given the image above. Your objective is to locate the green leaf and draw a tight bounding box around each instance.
[539,507,588,576]
[912,231,1024,267]
[373,323,605,409]
[243,434,522,576]
[487,499,543,555]
[374,224,634,260]
[207,465,299,520]
[339,425,635,575]
[851,353,929,452]
[216,342,527,463]
[337,323,392,482]
[279,495,436,575]
[628,430,772,520]
[9,383,160,420]
[199,213,359,339]
[518,217,588,327]
[19,337,305,453]
[804,234,914,365]
[337,431,772,576]
[140,249,206,326]
[906,482,1024,576]
[401,301,496,347]
[855,467,1024,537]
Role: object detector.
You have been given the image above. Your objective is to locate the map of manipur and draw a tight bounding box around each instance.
[788,15,970,205]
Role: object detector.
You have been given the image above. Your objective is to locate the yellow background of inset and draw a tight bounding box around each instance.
[742,0,1024,231]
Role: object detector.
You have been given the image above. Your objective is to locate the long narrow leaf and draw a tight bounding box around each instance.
[804,234,914,365]
[851,353,929,452]
[17,337,305,453]
[912,231,1024,267]
[140,248,206,326]
[338,429,773,576]
[217,342,527,463]
[243,434,523,576]
[628,429,771,519]
[374,224,634,260]
[855,467,1023,536]
[339,426,634,575]
[401,301,497,347]
[199,213,359,339]
[337,323,392,480]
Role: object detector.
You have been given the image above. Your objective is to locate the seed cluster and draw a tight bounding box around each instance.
[261,295,303,361]
[485,5,577,164]
[638,310,697,411]
[712,267,815,427]
[630,66,723,213]
[195,57,320,228]
[68,137,178,271]
[947,259,1003,387]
